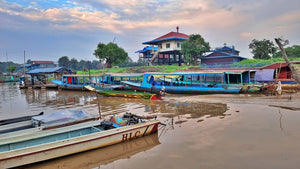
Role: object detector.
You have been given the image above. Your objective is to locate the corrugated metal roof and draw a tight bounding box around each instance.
[135,46,158,53]
[260,62,300,69]
[27,67,73,74]
[142,32,189,45]
[32,61,54,64]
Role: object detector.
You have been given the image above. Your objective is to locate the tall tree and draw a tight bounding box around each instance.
[58,56,70,67]
[181,34,210,66]
[93,42,128,68]
[249,39,277,59]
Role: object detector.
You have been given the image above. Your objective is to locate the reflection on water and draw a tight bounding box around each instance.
[19,133,160,169]
[8,83,300,169]
[0,83,229,122]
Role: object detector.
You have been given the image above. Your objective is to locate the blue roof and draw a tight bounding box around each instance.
[202,55,246,60]
[211,46,239,53]
[27,67,73,74]
[135,46,158,53]
[142,37,189,45]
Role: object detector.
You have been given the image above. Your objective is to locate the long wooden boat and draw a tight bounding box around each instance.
[0,112,44,126]
[52,74,124,91]
[0,75,19,83]
[0,113,160,168]
[85,85,162,100]
[122,72,252,94]
[0,110,98,136]
[21,133,160,169]
[101,73,144,90]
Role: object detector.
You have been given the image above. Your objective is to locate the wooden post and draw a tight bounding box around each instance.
[275,38,300,83]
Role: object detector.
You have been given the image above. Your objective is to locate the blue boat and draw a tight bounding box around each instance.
[122,71,258,94]
[100,73,143,90]
[52,74,124,90]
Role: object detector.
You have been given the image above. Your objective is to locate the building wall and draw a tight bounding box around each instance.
[202,57,234,64]
[159,40,184,52]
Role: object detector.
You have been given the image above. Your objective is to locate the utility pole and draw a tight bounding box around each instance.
[23,50,26,75]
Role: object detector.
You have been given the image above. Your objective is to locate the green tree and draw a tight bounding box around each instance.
[6,65,16,73]
[93,42,128,68]
[273,45,300,58]
[181,34,210,66]
[58,56,70,67]
[249,39,277,59]
[26,59,32,64]
[69,58,78,71]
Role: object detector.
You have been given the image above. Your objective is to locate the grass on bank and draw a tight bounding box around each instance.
[77,58,300,74]
[77,65,199,74]
[232,57,300,67]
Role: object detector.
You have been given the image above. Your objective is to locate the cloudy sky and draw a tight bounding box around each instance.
[0,0,299,64]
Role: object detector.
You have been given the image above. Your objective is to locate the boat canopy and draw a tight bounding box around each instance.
[32,110,97,127]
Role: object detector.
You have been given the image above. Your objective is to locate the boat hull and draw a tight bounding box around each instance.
[0,120,159,168]
[124,81,241,94]
[85,85,162,100]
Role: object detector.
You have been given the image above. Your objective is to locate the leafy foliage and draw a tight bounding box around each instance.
[6,65,17,73]
[181,34,210,66]
[93,42,128,68]
[57,56,102,71]
[273,45,300,58]
[58,56,70,67]
[0,62,19,73]
[249,39,277,59]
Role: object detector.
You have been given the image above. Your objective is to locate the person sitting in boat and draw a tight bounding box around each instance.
[150,83,157,94]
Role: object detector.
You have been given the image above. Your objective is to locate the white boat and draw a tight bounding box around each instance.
[0,110,98,137]
[0,113,160,168]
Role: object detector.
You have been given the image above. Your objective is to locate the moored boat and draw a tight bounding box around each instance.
[122,72,256,94]
[0,113,160,168]
[85,85,162,100]
[0,110,98,137]
[52,74,124,91]
[101,73,144,90]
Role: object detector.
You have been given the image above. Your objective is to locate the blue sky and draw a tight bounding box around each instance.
[0,0,299,63]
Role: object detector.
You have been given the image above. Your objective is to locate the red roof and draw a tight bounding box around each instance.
[32,61,54,64]
[260,62,300,69]
[154,31,189,41]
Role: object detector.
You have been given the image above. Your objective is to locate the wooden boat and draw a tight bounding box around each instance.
[0,112,44,126]
[122,72,253,94]
[85,85,162,100]
[101,73,144,90]
[0,75,19,83]
[21,133,160,169]
[0,113,160,168]
[0,110,98,136]
[52,74,124,91]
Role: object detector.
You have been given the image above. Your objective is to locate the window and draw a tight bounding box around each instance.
[166,43,170,48]
[177,43,180,48]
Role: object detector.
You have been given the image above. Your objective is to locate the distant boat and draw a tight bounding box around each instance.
[52,74,124,90]
[122,71,260,94]
[0,75,19,83]
[0,112,160,168]
[85,85,162,100]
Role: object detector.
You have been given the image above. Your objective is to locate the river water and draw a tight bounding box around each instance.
[1,82,300,169]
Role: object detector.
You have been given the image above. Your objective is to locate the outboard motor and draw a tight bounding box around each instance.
[101,121,113,130]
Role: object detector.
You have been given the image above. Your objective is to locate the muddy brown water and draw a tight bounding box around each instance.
[1,83,300,169]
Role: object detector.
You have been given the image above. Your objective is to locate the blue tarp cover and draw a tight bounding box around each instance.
[27,67,73,74]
